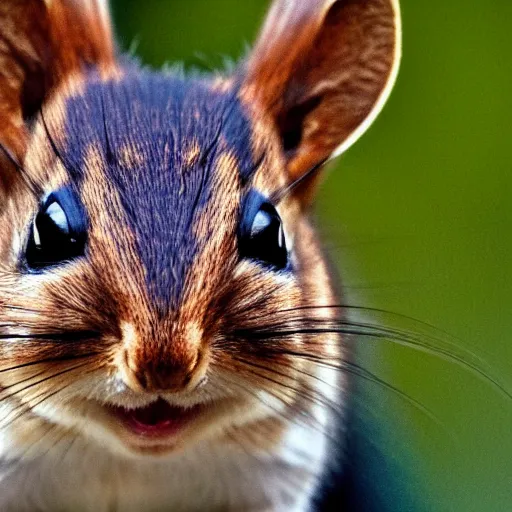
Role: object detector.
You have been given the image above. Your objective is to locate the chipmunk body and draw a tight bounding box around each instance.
[0,1,401,510]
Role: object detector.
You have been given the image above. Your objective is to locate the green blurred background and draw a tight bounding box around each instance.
[110,1,512,510]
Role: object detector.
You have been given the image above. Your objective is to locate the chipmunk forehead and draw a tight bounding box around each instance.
[36,70,278,310]
[53,71,260,184]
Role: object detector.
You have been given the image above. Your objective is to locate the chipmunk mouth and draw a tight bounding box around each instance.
[88,393,259,456]
[106,398,205,445]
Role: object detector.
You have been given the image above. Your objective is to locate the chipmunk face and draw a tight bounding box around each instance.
[0,0,400,461]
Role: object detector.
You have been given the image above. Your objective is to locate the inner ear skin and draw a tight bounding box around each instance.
[278,95,323,156]
[21,67,47,122]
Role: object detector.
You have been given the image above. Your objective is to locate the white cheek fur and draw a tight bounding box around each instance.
[0,371,337,512]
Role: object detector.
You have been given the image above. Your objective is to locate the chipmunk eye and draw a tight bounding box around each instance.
[239,190,288,270]
[25,188,87,270]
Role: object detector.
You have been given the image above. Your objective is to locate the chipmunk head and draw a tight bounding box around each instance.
[0,0,400,460]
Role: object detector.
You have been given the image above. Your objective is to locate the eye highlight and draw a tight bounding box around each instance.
[25,187,87,270]
[239,190,288,270]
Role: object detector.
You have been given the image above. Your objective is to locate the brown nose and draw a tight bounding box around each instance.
[118,321,206,393]
[122,349,201,393]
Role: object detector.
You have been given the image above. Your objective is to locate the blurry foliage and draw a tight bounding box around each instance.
[111,1,512,510]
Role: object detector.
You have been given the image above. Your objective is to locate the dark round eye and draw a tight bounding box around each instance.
[25,188,87,270]
[239,190,288,270]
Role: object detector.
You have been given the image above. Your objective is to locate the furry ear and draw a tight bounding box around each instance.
[0,0,115,196]
[242,0,401,190]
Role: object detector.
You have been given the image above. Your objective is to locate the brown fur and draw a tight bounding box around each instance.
[0,0,115,200]
[0,1,400,510]
[242,0,399,201]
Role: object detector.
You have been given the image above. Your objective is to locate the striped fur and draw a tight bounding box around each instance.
[0,0,401,510]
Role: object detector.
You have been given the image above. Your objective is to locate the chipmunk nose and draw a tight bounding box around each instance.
[118,322,206,393]
[122,352,200,393]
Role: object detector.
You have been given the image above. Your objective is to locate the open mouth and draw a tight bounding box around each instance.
[108,398,204,440]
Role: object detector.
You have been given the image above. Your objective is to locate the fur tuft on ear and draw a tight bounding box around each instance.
[0,0,115,196]
[241,0,401,187]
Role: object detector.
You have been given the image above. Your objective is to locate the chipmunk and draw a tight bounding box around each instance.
[0,0,401,510]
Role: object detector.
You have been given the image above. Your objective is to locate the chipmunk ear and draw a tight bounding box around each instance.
[0,0,115,196]
[242,0,401,194]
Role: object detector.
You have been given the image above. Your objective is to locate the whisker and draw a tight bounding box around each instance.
[100,89,115,165]
[215,367,333,441]
[59,425,86,466]
[0,360,96,403]
[243,303,486,369]
[0,140,41,196]
[229,317,511,401]
[271,158,327,204]
[230,355,340,413]
[39,107,78,176]
[273,303,485,362]
[232,352,448,434]
[0,353,100,374]
[19,422,65,461]
[0,331,100,342]
[274,352,454,434]
[1,304,43,315]
[1,382,72,431]
[41,426,75,460]
[1,363,102,430]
